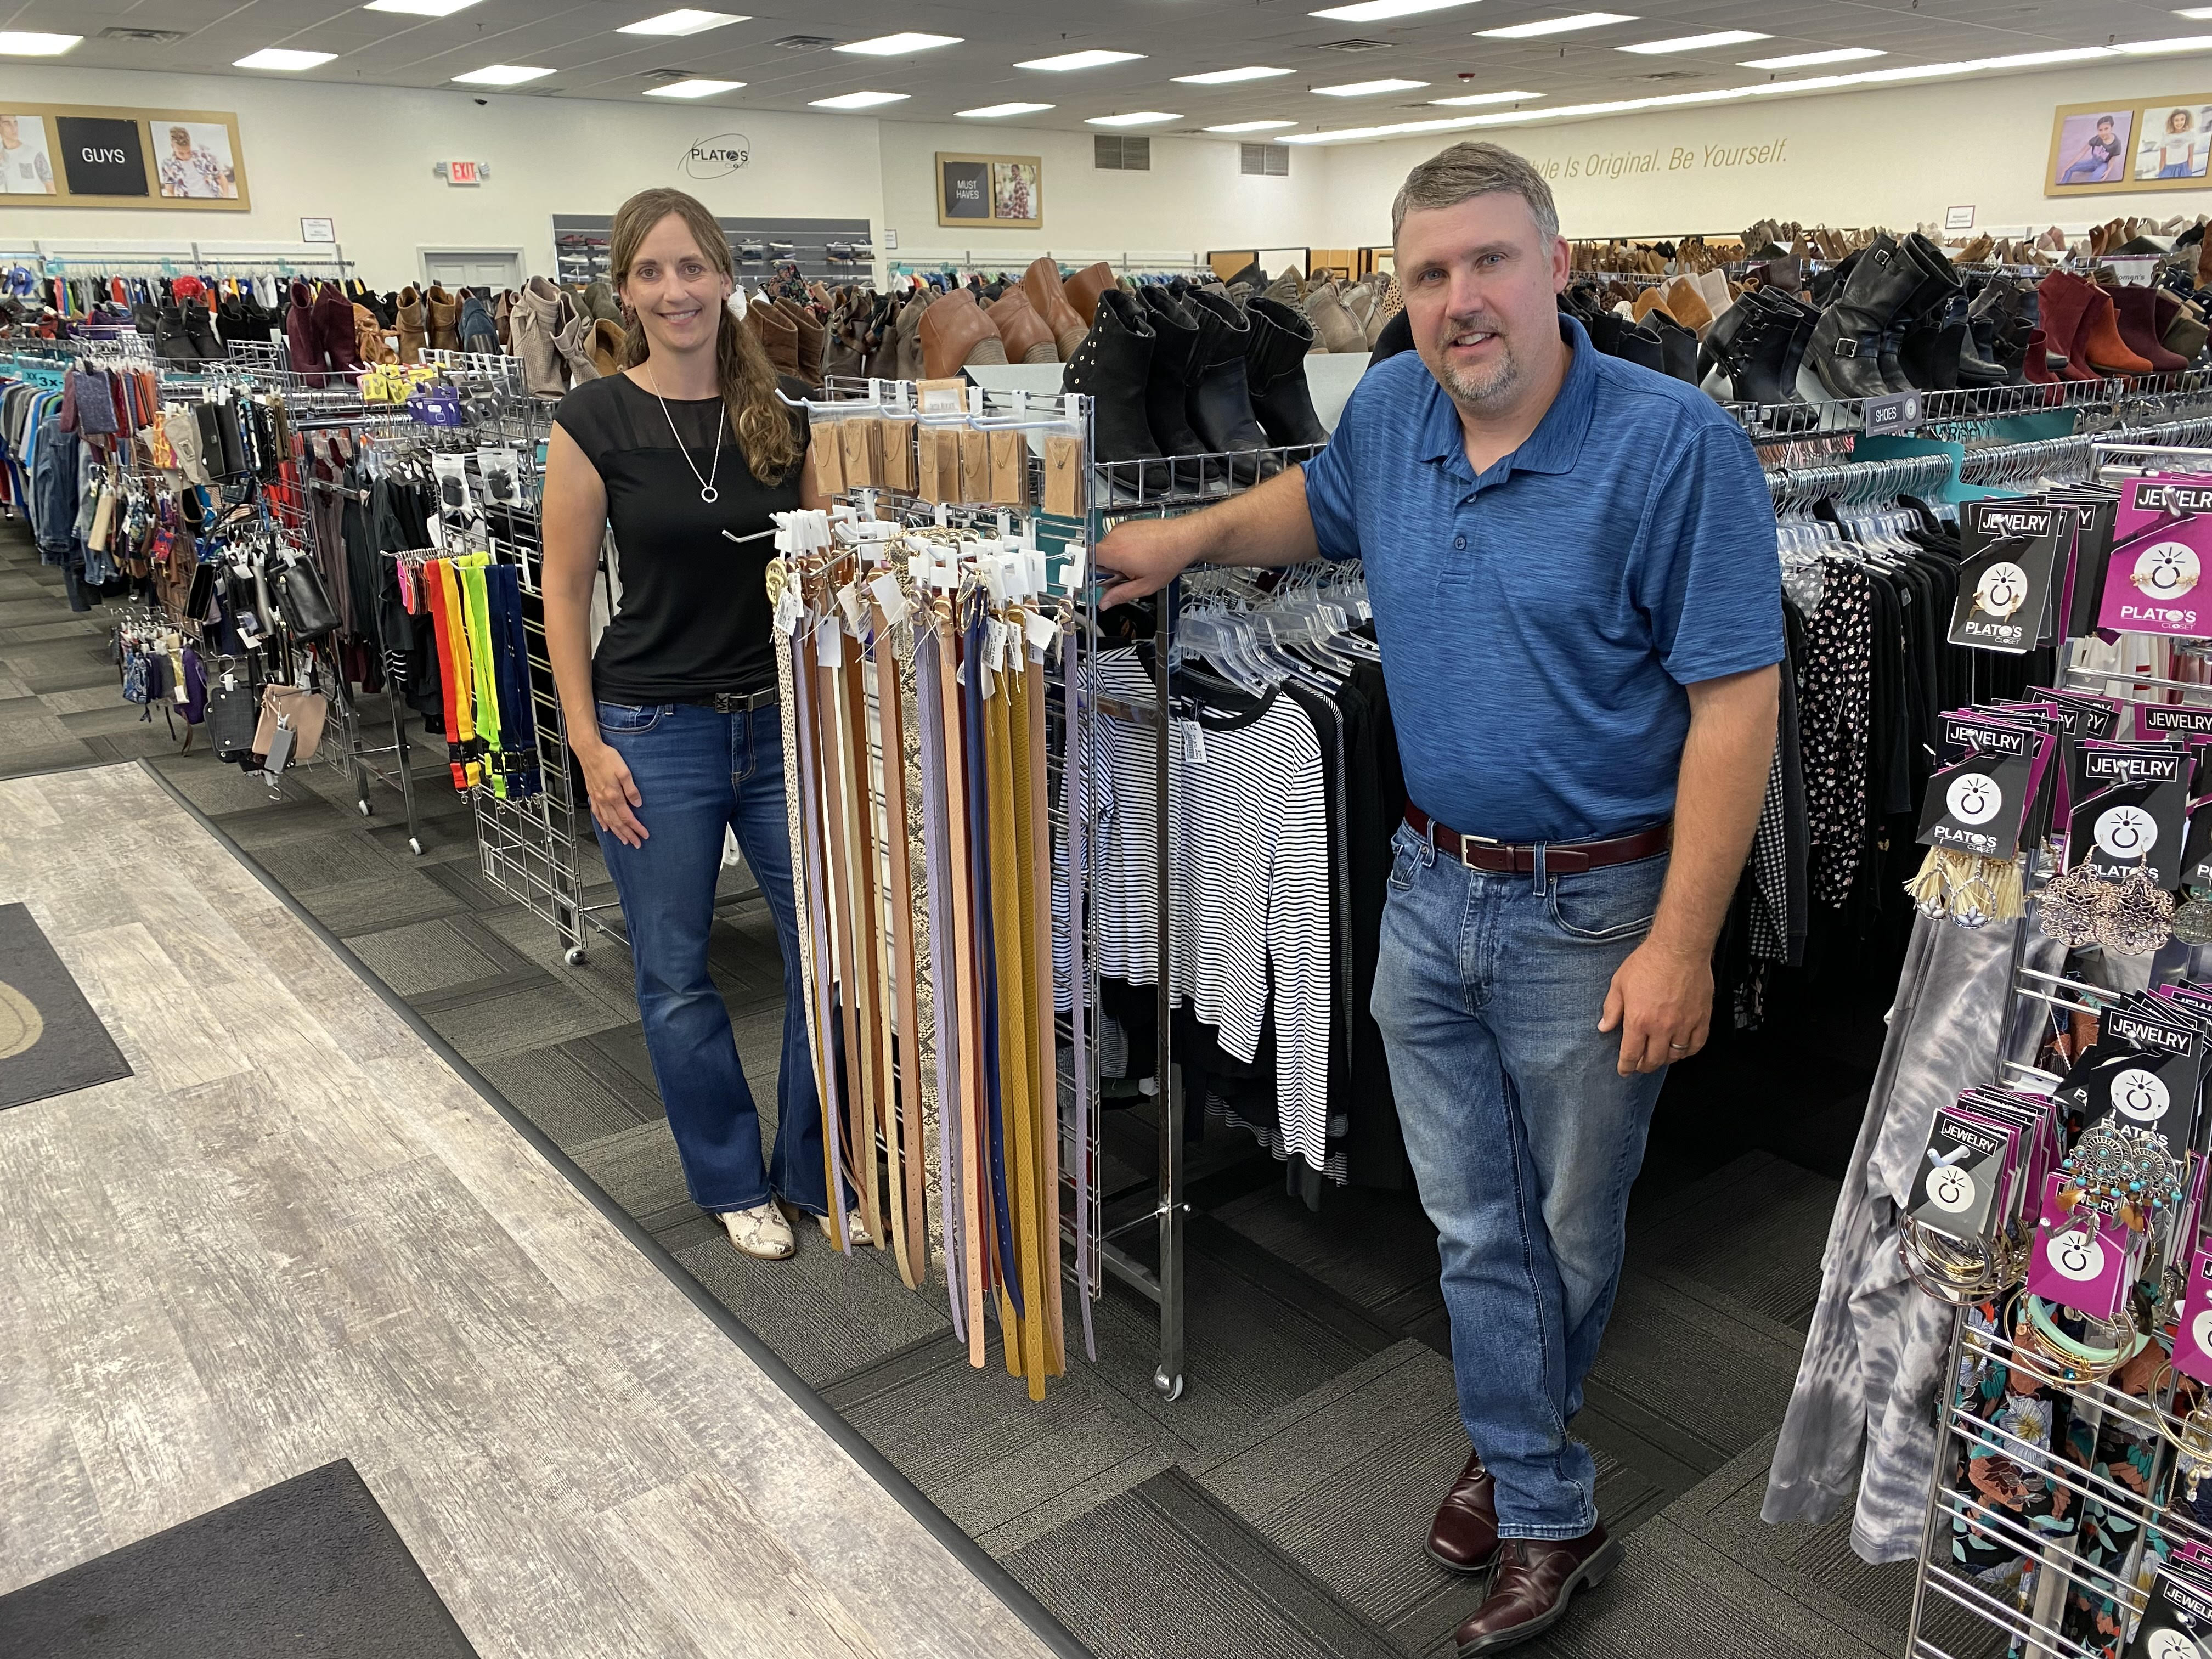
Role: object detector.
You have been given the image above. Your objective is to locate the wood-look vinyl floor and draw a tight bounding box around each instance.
[0,762,1057,1659]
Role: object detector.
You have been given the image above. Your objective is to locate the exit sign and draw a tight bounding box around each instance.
[447,160,481,185]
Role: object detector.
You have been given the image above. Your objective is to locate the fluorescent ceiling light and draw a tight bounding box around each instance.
[1739,46,1884,69]
[1476,13,1634,38]
[644,77,743,96]
[2114,33,2212,53]
[617,9,743,35]
[2180,8,2212,19]
[1744,74,1854,94]
[0,31,81,53]
[1967,48,2109,69]
[235,47,337,69]
[834,32,961,54]
[1016,48,1143,71]
[1206,119,1296,131]
[1086,110,1181,125]
[957,101,1054,117]
[364,0,481,14]
[452,63,552,83]
[1430,87,1541,105]
[1310,0,1480,19]
[808,88,909,108]
[1173,65,1294,83]
[1617,29,1768,53]
[1314,77,1430,95]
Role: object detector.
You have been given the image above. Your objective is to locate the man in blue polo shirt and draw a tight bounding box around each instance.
[1098,142,1781,1652]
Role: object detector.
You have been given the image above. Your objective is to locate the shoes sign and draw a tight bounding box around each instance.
[1861,391,1921,437]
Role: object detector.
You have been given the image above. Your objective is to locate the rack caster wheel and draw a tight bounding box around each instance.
[358,800,373,816]
[1153,1369,1183,1401]
[564,946,588,967]
[408,838,423,856]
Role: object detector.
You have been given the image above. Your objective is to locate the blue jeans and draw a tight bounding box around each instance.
[1372,822,1669,1539]
[591,699,832,1217]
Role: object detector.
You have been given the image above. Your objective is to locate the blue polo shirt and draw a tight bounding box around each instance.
[1300,315,1784,844]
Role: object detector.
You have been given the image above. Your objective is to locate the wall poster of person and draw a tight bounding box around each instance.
[2137,104,2212,180]
[2050,108,2134,189]
[0,114,53,195]
[157,121,239,199]
[992,160,1039,224]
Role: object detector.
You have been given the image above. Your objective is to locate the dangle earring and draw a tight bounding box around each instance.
[2096,854,2175,957]
[2038,855,2120,948]
[2171,882,2212,945]
[1906,847,2025,928]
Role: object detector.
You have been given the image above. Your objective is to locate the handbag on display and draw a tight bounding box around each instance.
[253,684,328,765]
[206,681,261,761]
[273,554,340,641]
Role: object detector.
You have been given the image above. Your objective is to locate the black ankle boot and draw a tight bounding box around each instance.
[1135,287,1217,492]
[132,301,159,338]
[1243,296,1330,447]
[1647,314,1698,383]
[154,304,197,363]
[1807,234,1924,400]
[182,300,224,360]
[1615,323,1666,375]
[1062,288,1163,474]
[1183,290,1273,486]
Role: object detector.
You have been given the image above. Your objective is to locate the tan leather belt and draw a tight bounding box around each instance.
[1404,804,1671,875]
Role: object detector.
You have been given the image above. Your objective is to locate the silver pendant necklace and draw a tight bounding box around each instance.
[643,363,724,504]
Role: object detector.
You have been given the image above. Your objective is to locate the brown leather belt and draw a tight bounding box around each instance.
[1405,804,1671,875]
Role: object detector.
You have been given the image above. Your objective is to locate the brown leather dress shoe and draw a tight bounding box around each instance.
[1427,1450,1499,1575]
[1454,1525,1622,1655]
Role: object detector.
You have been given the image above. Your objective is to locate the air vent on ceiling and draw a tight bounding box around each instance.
[1240,143,1289,178]
[640,67,693,81]
[1314,38,1392,52]
[99,26,188,43]
[770,34,839,50]
[1095,135,1151,172]
[1637,70,1703,82]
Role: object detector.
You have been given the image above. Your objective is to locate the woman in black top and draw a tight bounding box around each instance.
[542,187,857,1261]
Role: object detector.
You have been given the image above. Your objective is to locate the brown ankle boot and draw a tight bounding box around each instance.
[918,289,1004,379]
[425,284,460,351]
[775,298,825,385]
[394,286,426,365]
[1062,262,1115,326]
[747,300,800,376]
[1021,257,1088,358]
[988,288,1058,363]
[589,318,627,379]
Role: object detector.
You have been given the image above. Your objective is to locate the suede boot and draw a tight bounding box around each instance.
[1807,234,1922,400]
[2166,304,2210,364]
[284,279,326,384]
[1021,257,1088,358]
[425,284,461,351]
[589,319,627,380]
[354,303,396,365]
[894,289,933,381]
[493,289,513,349]
[1662,275,1713,336]
[989,289,1058,364]
[1649,314,1698,382]
[1615,323,1666,375]
[1243,297,1330,447]
[314,282,364,374]
[776,298,826,385]
[746,298,802,377]
[395,286,427,366]
[1183,289,1273,485]
[824,302,866,381]
[2021,328,2059,385]
[1061,288,1163,471]
[2039,270,2152,378]
[582,278,622,326]
[1302,279,1367,353]
[918,289,1005,379]
[1063,263,1115,328]
[512,276,566,396]
[2111,284,2188,374]
[555,291,602,385]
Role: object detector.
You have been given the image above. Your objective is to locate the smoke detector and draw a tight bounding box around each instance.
[1313,38,1393,52]
[99,26,188,42]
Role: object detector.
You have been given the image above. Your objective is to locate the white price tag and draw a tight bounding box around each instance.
[834,582,865,632]
[985,617,1009,675]
[869,572,910,627]
[1023,609,1058,655]
[816,616,844,668]
[772,584,803,637]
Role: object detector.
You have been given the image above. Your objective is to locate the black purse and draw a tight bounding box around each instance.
[274,555,339,641]
[207,681,261,761]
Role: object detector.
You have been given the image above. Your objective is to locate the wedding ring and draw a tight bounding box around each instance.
[1668,1042,1691,1050]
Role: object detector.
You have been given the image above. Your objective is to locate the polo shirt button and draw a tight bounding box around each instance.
[1453,535,1466,550]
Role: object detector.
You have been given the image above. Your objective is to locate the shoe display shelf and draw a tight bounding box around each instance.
[1723,368,2212,443]
[551,215,874,286]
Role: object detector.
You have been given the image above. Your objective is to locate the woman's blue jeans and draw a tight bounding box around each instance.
[591,699,832,1217]
[1372,822,1671,1539]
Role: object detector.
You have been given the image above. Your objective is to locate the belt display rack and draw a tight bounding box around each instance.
[413,347,620,967]
[1896,438,2212,1659]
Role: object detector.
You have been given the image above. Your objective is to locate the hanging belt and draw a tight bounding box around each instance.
[936,603,991,1365]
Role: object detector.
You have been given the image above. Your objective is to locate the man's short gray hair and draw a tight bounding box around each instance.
[1391,141,1559,244]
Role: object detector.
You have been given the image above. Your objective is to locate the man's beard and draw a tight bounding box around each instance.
[1431,321,1521,409]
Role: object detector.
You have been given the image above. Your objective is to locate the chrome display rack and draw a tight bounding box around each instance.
[1725,367,2212,442]
[1899,436,2212,1659]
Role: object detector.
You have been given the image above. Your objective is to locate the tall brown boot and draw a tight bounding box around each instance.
[776,298,825,385]
[748,300,800,377]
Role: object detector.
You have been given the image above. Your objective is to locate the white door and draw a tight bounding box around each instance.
[421,250,522,291]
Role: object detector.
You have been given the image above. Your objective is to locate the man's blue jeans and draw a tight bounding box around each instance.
[591,699,832,1218]
[1372,821,1669,1539]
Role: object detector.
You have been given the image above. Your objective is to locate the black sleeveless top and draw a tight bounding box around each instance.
[553,371,809,703]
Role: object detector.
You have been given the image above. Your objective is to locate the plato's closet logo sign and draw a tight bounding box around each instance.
[681,133,751,179]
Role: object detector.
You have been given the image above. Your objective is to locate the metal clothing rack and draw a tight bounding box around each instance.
[1898,435,2212,1659]
[1085,432,1330,1403]
[1722,369,2212,443]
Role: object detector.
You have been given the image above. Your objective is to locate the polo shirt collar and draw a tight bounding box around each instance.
[1415,313,1600,482]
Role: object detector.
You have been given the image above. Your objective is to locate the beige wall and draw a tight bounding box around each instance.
[1312,59,2212,250]
[874,121,1331,274]
[0,65,885,290]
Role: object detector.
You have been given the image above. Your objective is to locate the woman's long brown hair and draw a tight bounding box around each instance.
[608,187,800,484]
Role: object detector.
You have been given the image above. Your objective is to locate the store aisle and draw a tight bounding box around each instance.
[0,760,1062,1659]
